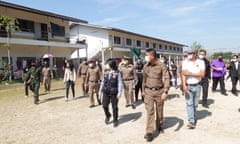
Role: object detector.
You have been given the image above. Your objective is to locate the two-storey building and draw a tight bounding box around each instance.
[0,1,87,76]
[70,23,186,63]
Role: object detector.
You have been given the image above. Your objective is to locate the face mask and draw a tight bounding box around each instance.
[232,59,237,62]
[105,64,110,69]
[199,55,204,59]
[89,63,93,67]
[187,55,192,60]
[218,58,223,61]
[160,59,164,63]
[145,56,150,62]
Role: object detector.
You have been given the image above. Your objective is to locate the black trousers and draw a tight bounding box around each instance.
[212,76,226,94]
[135,78,142,101]
[25,82,29,96]
[66,80,75,98]
[231,76,239,93]
[201,78,209,102]
[102,93,118,121]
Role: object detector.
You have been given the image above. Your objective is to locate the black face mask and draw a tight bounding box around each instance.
[218,58,223,61]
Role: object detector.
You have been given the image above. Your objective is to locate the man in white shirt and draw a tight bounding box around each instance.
[182,49,205,129]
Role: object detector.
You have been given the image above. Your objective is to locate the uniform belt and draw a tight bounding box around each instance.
[145,86,163,91]
[187,83,200,86]
[81,73,86,75]
[123,79,134,81]
[90,80,99,83]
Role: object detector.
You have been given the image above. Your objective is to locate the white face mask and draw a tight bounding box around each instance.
[232,59,237,62]
[105,64,110,69]
[160,59,164,63]
[199,55,204,59]
[89,63,93,67]
[187,55,193,60]
[145,56,150,62]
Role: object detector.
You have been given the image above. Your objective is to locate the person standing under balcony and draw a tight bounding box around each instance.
[63,61,76,101]
[119,56,137,109]
[42,62,53,92]
[85,59,102,108]
[77,58,89,96]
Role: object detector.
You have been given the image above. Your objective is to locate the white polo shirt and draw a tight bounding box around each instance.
[182,59,205,84]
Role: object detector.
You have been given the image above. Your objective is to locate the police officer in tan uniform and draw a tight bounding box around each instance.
[42,62,53,92]
[119,56,137,109]
[78,58,89,96]
[85,59,102,108]
[142,48,170,142]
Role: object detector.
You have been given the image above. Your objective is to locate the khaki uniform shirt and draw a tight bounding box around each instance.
[142,60,170,93]
[42,67,53,79]
[78,63,88,77]
[119,64,137,81]
[86,66,102,84]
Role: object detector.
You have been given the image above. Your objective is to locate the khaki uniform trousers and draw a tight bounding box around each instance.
[88,82,100,105]
[144,88,164,133]
[123,80,134,105]
[43,77,51,91]
[81,76,88,94]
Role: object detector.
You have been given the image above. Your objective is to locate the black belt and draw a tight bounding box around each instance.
[123,79,134,81]
[145,86,163,91]
[81,73,86,75]
[90,80,99,83]
[187,83,200,86]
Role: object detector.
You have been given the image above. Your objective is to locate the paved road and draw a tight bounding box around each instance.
[0,80,239,144]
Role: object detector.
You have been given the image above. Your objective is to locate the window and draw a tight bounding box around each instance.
[51,23,65,37]
[169,46,172,51]
[159,44,162,49]
[0,25,7,37]
[173,47,176,51]
[136,40,141,47]
[17,19,34,32]
[153,43,156,48]
[126,38,132,46]
[145,42,149,48]
[114,36,121,44]
[165,45,168,50]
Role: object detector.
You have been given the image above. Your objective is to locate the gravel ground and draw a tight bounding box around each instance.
[0,79,239,144]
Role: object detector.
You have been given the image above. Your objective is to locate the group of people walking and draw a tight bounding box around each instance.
[23,48,240,142]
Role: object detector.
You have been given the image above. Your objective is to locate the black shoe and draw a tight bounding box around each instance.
[144,133,153,142]
[34,100,40,105]
[232,92,238,96]
[222,92,228,96]
[113,120,119,127]
[97,99,102,105]
[131,104,136,109]
[187,122,196,129]
[105,115,111,125]
[125,104,130,108]
[157,126,163,133]
[89,105,94,108]
[202,102,209,108]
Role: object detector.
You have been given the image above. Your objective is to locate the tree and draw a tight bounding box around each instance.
[190,41,204,54]
[0,15,20,81]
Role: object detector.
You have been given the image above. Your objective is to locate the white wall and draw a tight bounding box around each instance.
[70,25,109,61]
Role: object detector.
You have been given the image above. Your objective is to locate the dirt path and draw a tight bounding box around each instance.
[0,80,240,144]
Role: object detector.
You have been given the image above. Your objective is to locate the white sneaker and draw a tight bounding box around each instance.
[65,97,68,101]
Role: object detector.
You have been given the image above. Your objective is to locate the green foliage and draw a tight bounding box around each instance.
[190,41,204,54]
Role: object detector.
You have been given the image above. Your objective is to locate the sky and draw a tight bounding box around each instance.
[2,0,240,53]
